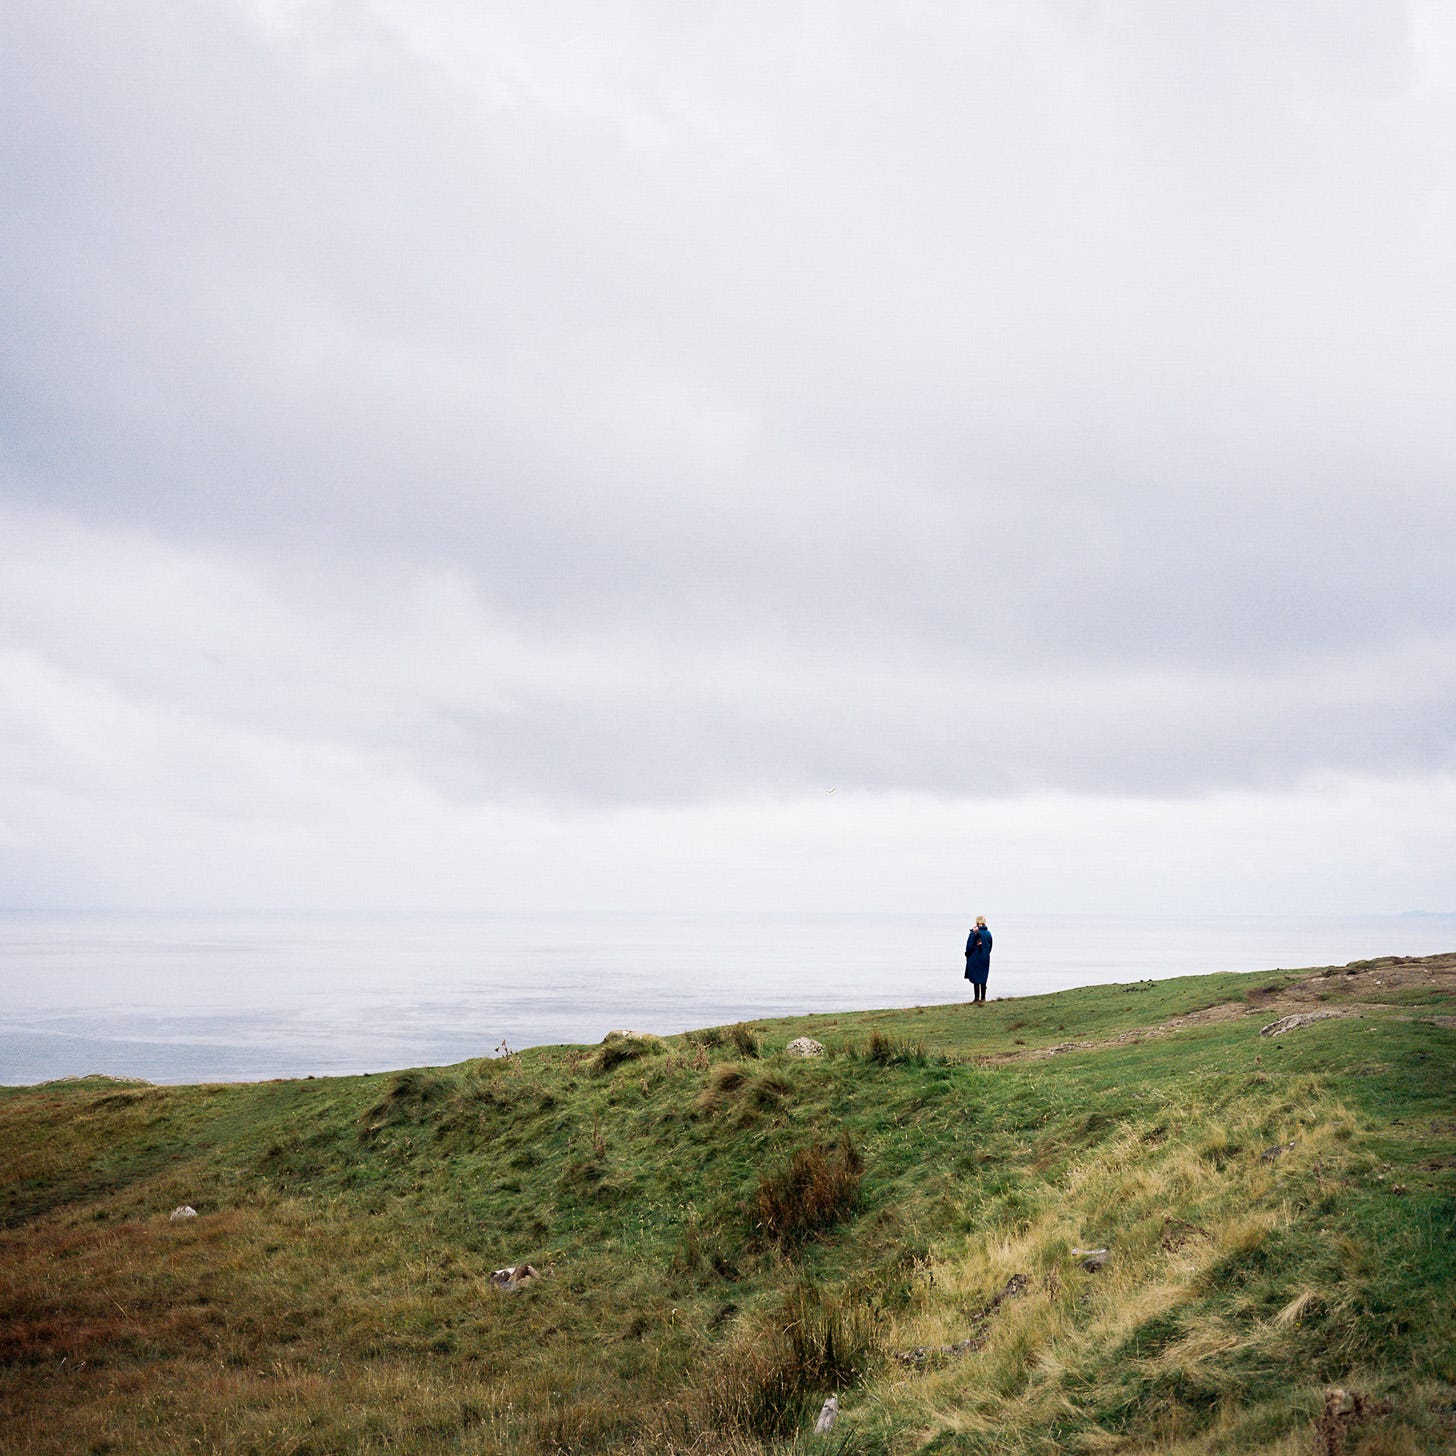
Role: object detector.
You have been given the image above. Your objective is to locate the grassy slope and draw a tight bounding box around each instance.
[1,956,1453,1456]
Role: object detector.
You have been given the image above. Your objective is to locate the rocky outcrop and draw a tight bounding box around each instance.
[895,1273,1031,1367]
[1260,1011,1345,1037]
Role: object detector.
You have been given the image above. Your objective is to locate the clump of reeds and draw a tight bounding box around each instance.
[728,1023,762,1058]
[864,1029,930,1066]
[754,1132,863,1247]
[694,1281,878,1439]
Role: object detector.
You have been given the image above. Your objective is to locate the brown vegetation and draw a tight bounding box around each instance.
[753,1133,863,1247]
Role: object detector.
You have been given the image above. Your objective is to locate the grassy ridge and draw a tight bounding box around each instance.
[1,955,1454,1455]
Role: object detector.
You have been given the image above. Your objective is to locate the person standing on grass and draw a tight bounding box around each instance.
[964,916,992,1003]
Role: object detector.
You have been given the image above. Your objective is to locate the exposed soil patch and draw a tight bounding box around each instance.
[1282,952,1456,1005]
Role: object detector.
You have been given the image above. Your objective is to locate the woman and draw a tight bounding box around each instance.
[964,916,992,1003]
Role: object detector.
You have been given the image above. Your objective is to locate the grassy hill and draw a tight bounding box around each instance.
[2,953,1454,1455]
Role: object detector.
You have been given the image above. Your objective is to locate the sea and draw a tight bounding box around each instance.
[2,910,1453,1086]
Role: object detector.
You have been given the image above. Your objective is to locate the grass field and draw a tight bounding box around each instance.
[2,953,1453,1455]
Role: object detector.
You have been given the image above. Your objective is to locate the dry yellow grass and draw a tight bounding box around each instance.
[872,1097,1366,1455]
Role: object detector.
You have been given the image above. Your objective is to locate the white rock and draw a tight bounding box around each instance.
[490,1262,539,1294]
[815,1395,839,1433]
[169,1205,198,1221]
[1260,1011,1344,1038]
[786,1037,825,1058]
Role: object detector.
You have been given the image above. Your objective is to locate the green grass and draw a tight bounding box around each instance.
[1,956,1453,1455]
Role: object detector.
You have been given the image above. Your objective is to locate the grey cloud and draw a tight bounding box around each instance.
[2,0,1454,812]
[5,503,1451,817]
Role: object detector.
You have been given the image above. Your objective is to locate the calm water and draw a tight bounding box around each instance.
[2,911,1452,1085]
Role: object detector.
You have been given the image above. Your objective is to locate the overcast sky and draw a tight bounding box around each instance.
[2,0,1453,915]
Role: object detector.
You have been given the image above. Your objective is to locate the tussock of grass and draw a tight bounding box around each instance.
[691,1281,877,1439]
[698,1065,794,1121]
[864,1030,932,1066]
[754,1134,864,1247]
[360,1067,452,1133]
[594,1031,666,1073]
[698,1061,751,1110]
[728,1023,763,1059]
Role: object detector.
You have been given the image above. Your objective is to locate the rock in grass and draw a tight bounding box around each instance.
[169,1205,198,1221]
[490,1263,539,1294]
[1314,1387,1392,1453]
[1260,1140,1297,1162]
[1073,1247,1109,1272]
[786,1037,825,1058]
[995,1273,1031,1302]
[814,1394,839,1432]
[1259,1011,1343,1037]
[893,1274,1032,1366]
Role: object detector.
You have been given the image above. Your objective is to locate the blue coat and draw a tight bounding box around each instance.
[964,926,992,984]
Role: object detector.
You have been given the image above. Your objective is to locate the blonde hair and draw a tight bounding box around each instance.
[975,915,986,926]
